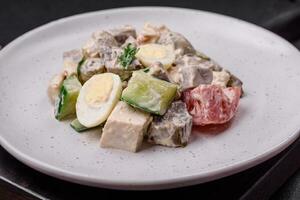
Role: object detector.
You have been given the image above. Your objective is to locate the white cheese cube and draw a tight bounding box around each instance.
[100,101,152,152]
[63,49,83,76]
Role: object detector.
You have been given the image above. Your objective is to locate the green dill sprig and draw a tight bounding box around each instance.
[118,43,139,69]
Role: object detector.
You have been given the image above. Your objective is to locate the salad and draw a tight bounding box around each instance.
[48,23,243,152]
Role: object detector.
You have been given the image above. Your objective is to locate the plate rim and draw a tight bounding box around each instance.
[0,6,300,190]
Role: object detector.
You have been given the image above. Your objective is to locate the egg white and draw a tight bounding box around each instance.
[76,73,122,128]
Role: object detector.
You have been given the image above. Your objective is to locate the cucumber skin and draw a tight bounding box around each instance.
[77,58,86,83]
[70,118,104,133]
[70,119,89,132]
[55,76,82,121]
[55,86,67,120]
[55,86,78,120]
[121,97,161,115]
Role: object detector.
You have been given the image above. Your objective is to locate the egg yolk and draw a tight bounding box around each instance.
[85,74,113,107]
[140,44,167,59]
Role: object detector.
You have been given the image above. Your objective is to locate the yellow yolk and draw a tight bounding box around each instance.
[136,44,175,69]
[141,45,167,59]
[85,74,113,107]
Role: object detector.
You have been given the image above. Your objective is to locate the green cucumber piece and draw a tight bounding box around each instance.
[71,118,104,133]
[121,71,177,115]
[77,57,86,83]
[70,118,89,132]
[54,75,82,120]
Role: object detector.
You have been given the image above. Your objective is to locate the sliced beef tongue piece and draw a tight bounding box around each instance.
[147,62,170,81]
[158,31,196,56]
[109,25,137,45]
[167,54,214,91]
[104,47,143,80]
[147,101,193,147]
[78,58,105,82]
[121,36,138,48]
[136,23,170,44]
[92,30,119,47]
[82,31,118,58]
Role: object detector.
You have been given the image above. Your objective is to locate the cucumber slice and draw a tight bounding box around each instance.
[70,118,89,132]
[70,118,104,133]
[121,71,177,115]
[54,75,82,120]
[77,57,85,83]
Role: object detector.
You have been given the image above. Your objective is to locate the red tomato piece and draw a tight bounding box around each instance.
[183,85,241,125]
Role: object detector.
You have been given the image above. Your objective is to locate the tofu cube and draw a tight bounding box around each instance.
[100,101,152,152]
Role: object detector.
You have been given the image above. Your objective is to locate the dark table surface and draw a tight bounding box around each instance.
[1,1,300,199]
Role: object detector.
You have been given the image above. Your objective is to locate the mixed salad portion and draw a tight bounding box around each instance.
[48,23,243,152]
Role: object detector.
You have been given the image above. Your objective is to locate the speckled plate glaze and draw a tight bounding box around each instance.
[0,7,300,190]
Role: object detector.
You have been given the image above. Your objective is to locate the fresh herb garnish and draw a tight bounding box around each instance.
[118,43,139,69]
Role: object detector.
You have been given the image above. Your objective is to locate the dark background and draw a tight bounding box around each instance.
[1,0,300,46]
[1,0,300,199]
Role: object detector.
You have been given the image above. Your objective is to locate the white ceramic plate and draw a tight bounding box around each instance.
[1,7,300,190]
